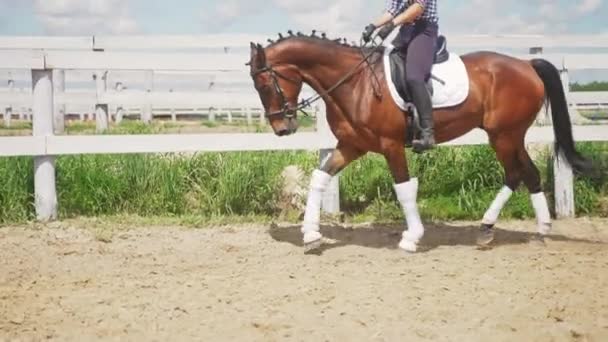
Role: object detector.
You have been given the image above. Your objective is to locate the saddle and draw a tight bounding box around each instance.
[388,35,450,147]
[389,35,449,102]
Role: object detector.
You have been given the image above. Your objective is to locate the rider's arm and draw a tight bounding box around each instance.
[392,2,425,26]
[373,0,407,26]
[373,12,396,27]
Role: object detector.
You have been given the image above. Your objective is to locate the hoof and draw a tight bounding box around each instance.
[529,233,546,247]
[304,239,323,254]
[477,224,495,247]
[399,239,418,253]
[402,230,422,245]
[538,223,552,236]
[303,231,322,253]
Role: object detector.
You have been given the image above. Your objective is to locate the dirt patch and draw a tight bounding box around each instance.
[1,218,607,341]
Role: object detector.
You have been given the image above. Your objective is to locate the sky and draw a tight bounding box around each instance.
[0,0,606,83]
[0,0,606,36]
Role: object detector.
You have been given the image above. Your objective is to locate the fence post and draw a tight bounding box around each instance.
[94,70,109,133]
[208,107,216,122]
[316,102,339,214]
[142,70,153,124]
[553,63,575,218]
[32,69,57,222]
[246,107,252,125]
[169,88,176,122]
[4,78,13,127]
[554,149,575,218]
[53,69,66,134]
[259,107,265,125]
[115,82,125,124]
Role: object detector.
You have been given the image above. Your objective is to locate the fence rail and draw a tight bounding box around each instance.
[1,34,608,222]
[0,34,608,50]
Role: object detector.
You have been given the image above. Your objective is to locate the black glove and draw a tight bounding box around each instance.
[361,24,376,43]
[377,21,396,40]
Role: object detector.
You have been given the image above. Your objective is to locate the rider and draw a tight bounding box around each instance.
[362,0,439,152]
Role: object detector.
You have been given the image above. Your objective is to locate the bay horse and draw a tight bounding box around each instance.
[247,32,592,253]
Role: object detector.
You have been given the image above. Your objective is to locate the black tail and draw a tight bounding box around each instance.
[531,58,593,175]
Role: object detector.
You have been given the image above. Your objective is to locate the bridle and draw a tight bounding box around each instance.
[250,38,385,120]
[250,64,302,119]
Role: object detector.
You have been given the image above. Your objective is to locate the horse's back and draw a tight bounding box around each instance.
[460,50,545,96]
[460,51,544,78]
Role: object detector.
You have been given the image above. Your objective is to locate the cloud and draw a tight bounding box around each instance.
[200,0,369,35]
[440,0,605,34]
[577,0,602,14]
[200,0,266,32]
[34,0,138,35]
[275,0,367,33]
[21,0,606,36]
[199,0,605,36]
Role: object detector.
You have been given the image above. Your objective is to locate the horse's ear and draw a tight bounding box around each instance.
[255,43,266,66]
[249,42,265,67]
[247,42,257,66]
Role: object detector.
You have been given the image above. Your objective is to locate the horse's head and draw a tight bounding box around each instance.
[249,42,303,136]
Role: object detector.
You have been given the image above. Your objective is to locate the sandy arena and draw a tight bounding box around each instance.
[1,218,607,341]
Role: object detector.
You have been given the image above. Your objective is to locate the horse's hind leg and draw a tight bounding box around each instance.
[479,132,524,246]
[518,147,552,237]
[481,131,552,246]
[301,143,364,252]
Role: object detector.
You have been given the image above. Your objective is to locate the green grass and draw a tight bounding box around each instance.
[0,121,32,130]
[0,157,34,223]
[65,120,178,135]
[571,82,608,91]
[1,143,607,226]
[339,145,539,221]
[579,109,608,121]
[201,121,220,128]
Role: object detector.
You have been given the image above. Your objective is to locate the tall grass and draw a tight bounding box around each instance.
[1,143,606,225]
[0,157,34,222]
[339,146,539,221]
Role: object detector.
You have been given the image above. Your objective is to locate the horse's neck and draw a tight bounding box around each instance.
[299,50,366,124]
[303,56,360,96]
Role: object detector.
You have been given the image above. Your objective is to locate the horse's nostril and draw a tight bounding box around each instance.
[277,129,289,136]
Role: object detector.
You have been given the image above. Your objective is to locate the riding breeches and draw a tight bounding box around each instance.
[392,21,439,83]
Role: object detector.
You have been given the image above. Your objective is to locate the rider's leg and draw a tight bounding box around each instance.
[405,22,438,153]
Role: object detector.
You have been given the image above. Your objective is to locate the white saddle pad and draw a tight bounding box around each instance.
[383,45,470,111]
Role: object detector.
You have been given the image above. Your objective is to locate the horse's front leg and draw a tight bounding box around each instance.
[383,141,424,253]
[301,143,364,251]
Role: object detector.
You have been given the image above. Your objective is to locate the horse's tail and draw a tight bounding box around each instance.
[530,58,593,175]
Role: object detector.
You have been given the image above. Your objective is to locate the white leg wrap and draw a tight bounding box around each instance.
[394,178,425,248]
[482,186,514,225]
[301,170,332,243]
[531,192,552,235]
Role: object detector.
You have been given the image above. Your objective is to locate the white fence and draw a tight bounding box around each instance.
[1,34,608,128]
[1,34,608,222]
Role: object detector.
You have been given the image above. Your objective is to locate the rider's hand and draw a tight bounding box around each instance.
[361,24,376,43]
[377,21,396,40]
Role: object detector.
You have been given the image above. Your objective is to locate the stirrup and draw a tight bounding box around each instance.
[412,136,436,154]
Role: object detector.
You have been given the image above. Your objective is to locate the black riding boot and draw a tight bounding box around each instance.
[408,80,436,153]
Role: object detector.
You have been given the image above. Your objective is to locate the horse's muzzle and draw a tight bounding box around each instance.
[276,128,290,136]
